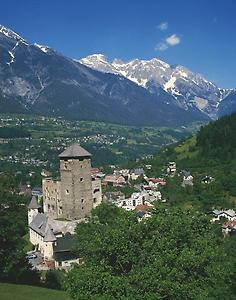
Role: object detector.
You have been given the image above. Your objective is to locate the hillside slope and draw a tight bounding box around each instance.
[142,112,236,210]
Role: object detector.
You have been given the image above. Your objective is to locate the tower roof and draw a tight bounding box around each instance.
[59,143,92,159]
[43,224,57,242]
[28,196,41,209]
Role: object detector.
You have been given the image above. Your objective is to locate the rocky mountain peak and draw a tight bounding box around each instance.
[0,25,26,42]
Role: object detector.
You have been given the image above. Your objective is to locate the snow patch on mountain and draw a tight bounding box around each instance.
[34,43,51,53]
[79,54,231,118]
[0,25,26,42]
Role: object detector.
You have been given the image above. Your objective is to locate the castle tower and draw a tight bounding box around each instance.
[43,223,57,261]
[28,196,41,224]
[59,144,93,220]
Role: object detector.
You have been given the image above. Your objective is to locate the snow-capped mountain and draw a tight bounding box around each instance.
[0,25,27,42]
[0,25,210,126]
[80,54,232,118]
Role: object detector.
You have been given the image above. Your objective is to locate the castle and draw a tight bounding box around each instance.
[43,143,102,220]
[27,144,102,269]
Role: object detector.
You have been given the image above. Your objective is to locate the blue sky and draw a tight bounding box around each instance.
[0,0,235,88]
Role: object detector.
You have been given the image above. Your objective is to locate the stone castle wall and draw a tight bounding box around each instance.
[43,179,62,219]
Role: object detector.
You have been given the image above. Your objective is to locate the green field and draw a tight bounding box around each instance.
[0,283,69,300]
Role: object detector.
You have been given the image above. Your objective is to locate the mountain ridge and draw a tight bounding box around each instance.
[0,24,233,126]
[80,54,234,119]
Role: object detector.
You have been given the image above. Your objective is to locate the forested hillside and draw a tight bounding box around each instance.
[141,112,236,210]
[197,112,236,159]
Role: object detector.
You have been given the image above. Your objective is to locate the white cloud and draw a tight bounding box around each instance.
[157,22,168,31]
[166,34,181,46]
[155,34,181,51]
[155,42,168,51]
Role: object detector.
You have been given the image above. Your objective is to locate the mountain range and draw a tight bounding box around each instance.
[80,54,234,119]
[0,25,235,126]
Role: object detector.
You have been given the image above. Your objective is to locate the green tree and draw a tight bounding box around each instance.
[0,174,39,284]
[67,203,235,299]
[45,270,67,290]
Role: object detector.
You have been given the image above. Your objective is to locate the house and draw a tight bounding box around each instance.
[103,174,126,186]
[53,233,82,269]
[167,162,176,176]
[212,209,236,222]
[135,204,153,220]
[119,190,161,209]
[28,196,81,269]
[146,177,166,187]
[130,168,145,181]
[179,170,190,178]
[32,187,43,198]
[114,169,130,178]
[41,170,52,177]
[103,191,125,204]
[222,220,236,237]
[91,168,101,177]
[179,170,193,187]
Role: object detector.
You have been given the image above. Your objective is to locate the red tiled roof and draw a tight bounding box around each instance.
[225,220,236,228]
[91,168,101,175]
[135,204,154,212]
[148,178,166,184]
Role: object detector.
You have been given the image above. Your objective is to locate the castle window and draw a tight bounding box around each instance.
[81,199,84,203]
[93,188,100,193]
[66,189,69,194]
[93,198,97,203]
[82,207,84,210]
[52,205,55,210]
[80,178,84,182]
[48,204,50,210]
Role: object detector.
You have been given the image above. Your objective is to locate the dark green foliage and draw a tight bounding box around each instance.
[141,113,236,210]
[45,270,67,290]
[0,174,39,284]
[67,203,235,299]
[197,112,236,159]
[0,127,31,138]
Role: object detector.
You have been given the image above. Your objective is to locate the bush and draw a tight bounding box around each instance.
[45,270,67,290]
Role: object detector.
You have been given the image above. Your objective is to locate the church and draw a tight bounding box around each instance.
[27,144,102,269]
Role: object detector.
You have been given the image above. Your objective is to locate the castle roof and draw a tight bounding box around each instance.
[28,196,41,209]
[59,143,92,159]
[43,224,57,242]
[29,213,62,237]
[53,233,74,252]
